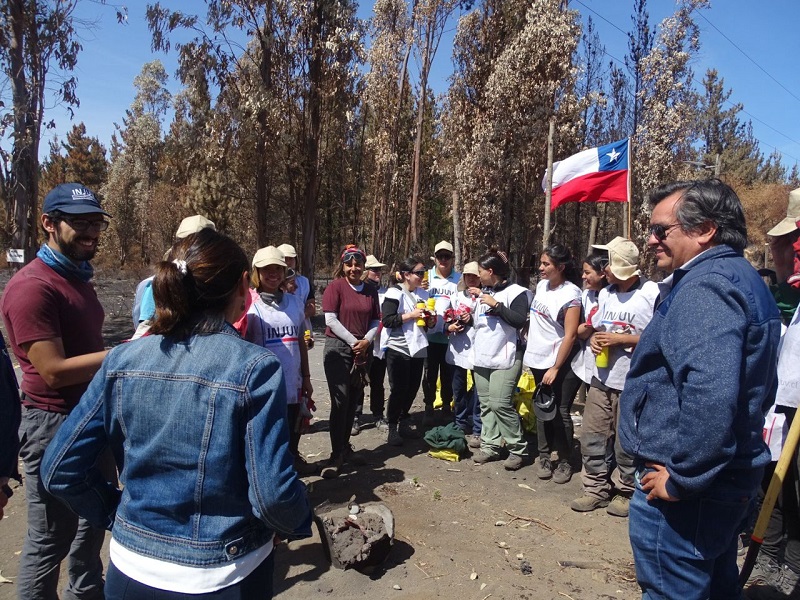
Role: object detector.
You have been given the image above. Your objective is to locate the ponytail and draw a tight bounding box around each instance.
[150,228,248,340]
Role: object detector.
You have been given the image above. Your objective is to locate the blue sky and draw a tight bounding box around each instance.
[42,0,800,171]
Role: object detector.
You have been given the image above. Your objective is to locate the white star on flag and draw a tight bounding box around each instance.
[606,148,621,163]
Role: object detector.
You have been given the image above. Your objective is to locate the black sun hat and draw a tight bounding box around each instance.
[533,385,557,422]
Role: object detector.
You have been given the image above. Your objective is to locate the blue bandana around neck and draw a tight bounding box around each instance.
[37,244,94,283]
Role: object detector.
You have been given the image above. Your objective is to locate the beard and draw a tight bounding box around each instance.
[54,229,98,262]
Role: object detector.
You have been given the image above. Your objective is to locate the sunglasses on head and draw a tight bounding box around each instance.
[648,222,680,242]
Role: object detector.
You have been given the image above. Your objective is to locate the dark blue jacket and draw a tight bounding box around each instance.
[619,245,781,498]
[0,334,20,480]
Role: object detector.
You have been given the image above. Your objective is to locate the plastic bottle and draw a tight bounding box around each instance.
[416,301,427,327]
[595,346,609,368]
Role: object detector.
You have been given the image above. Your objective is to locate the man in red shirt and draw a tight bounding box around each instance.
[1,183,112,600]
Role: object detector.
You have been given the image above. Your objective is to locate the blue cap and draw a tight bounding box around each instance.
[42,183,110,217]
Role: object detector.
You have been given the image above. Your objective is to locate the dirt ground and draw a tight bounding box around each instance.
[0,270,641,600]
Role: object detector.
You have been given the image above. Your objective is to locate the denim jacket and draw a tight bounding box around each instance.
[41,324,312,567]
[619,245,781,498]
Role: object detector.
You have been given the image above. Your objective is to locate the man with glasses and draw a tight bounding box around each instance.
[1,183,114,599]
[619,179,781,599]
[422,241,461,426]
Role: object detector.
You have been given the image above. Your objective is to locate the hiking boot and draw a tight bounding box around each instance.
[503,453,524,471]
[552,460,573,484]
[467,434,481,449]
[387,424,403,446]
[293,456,319,476]
[375,417,389,433]
[422,406,435,427]
[399,420,422,439]
[606,494,630,517]
[746,564,800,599]
[746,556,781,589]
[350,416,361,436]
[534,457,553,480]
[570,494,610,512]
[320,455,343,479]
[473,450,499,465]
[440,407,454,424]
[344,444,367,466]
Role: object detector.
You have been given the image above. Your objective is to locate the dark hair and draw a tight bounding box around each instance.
[477,247,511,280]
[542,243,579,285]
[150,228,248,340]
[584,252,609,283]
[393,256,424,283]
[647,179,748,252]
[40,209,67,239]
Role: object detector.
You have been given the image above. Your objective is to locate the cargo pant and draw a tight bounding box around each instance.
[579,385,635,500]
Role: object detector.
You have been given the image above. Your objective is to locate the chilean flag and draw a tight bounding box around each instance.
[544,139,629,211]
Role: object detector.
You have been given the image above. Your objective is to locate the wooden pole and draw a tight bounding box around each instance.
[543,118,555,249]
[452,190,463,272]
[587,216,599,256]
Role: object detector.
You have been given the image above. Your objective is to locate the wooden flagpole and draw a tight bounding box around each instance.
[543,118,555,249]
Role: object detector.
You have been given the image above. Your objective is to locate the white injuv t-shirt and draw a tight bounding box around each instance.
[571,288,601,385]
[445,291,481,369]
[590,278,659,391]
[776,304,800,409]
[245,293,306,404]
[471,284,532,371]
[523,279,582,370]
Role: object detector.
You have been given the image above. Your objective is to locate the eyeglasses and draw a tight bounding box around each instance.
[435,253,454,260]
[648,222,680,242]
[61,217,110,232]
[410,270,426,277]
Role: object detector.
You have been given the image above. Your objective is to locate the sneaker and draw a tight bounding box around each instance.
[747,564,800,599]
[422,406,435,427]
[293,456,319,476]
[534,457,553,480]
[320,455,343,479]
[606,494,630,517]
[467,434,481,449]
[552,460,573,484]
[387,424,403,446]
[375,417,389,433]
[473,450,499,465]
[746,556,781,589]
[503,453,524,471]
[350,416,361,436]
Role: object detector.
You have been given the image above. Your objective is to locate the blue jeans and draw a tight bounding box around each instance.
[105,552,274,599]
[18,407,113,600]
[452,366,481,435]
[629,468,759,599]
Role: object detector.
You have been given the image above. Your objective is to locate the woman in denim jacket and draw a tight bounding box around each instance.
[41,229,312,599]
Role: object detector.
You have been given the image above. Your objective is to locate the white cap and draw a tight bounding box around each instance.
[434,241,454,254]
[592,236,640,280]
[175,215,216,239]
[277,243,297,258]
[767,188,800,237]
[462,261,479,276]
[252,246,287,268]
[365,255,386,268]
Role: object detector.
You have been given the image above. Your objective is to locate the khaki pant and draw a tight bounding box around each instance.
[473,357,527,458]
[579,385,635,499]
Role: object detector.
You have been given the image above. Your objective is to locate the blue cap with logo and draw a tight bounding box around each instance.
[43,183,110,217]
